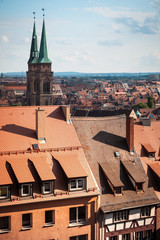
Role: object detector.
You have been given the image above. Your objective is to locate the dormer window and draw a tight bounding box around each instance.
[136,183,143,192]
[21,184,31,197]
[114,187,122,195]
[70,179,84,191]
[43,182,52,194]
[0,186,9,199]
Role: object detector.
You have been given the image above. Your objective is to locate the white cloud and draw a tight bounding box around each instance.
[85,7,155,23]
[2,35,9,43]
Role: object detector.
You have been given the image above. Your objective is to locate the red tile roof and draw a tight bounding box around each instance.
[0,160,12,185]
[148,162,160,178]
[0,106,81,153]
[31,155,56,181]
[53,152,87,178]
[100,162,124,187]
[8,157,35,184]
[142,143,156,153]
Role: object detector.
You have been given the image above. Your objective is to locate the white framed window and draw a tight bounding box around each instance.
[114,210,128,222]
[43,182,52,194]
[0,216,10,232]
[45,210,54,226]
[21,184,30,196]
[0,186,9,199]
[69,206,86,225]
[70,179,84,191]
[141,206,150,217]
[22,213,32,229]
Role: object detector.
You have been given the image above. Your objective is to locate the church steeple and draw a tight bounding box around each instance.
[38,18,51,63]
[28,18,39,64]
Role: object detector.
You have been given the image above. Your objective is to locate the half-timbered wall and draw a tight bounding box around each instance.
[104,206,155,239]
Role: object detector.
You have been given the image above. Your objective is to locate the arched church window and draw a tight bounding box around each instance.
[45,100,48,105]
[43,82,50,94]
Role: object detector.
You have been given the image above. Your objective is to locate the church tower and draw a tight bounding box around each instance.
[27,15,53,106]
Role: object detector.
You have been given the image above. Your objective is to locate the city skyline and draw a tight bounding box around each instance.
[0,0,160,73]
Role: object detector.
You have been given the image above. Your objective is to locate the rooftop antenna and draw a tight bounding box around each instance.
[42,8,45,18]
[33,12,36,20]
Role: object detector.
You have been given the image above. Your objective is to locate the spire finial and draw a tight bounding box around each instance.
[42,8,45,18]
[33,12,36,20]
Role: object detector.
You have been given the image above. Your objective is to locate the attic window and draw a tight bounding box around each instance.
[114,187,122,195]
[70,179,84,191]
[114,152,120,158]
[32,144,39,150]
[0,186,9,199]
[136,183,143,192]
[21,184,31,197]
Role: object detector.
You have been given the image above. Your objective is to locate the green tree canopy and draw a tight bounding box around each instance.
[147,96,154,108]
[133,102,149,109]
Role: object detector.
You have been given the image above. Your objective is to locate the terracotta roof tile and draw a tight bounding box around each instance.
[122,161,146,183]
[0,106,81,153]
[8,158,35,184]
[100,162,124,187]
[0,160,12,185]
[142,143,156,153]
[148,162,160,178]
[31,155,56,181]
[53,151,87,178]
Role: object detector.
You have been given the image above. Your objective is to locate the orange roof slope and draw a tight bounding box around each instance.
[134,121,160,159]
[0,106,81,153]
[148,162,160,178]
[53,152,87,178]
[142,143,156,153]
[122,161,145,183]
[100,162,124,187]
[8,158,35,184]
[31,156,56,181]
[0,160,12,185]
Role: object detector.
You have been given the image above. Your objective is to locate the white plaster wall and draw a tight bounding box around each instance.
[116,222,124,230]
[106,238,109,240]
[151,206,155,216]
[125,221,132,228]
[137,219,144,226]
[108,224,115,232]
[146,217,153,225]
[104,213,113,225]
[129,208,140,220]
[119,236,122,240]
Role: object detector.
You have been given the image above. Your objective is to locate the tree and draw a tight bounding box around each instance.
[147,96,154,108]
[133,102,149,109]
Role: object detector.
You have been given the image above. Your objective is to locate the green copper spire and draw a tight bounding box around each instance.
[28,20,39,64]
[38,19,51,63]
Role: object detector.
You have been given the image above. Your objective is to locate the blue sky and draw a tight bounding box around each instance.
[0,0,160,73]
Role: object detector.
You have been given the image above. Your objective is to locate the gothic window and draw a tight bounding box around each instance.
[45,100,48,105]
[34,81,40,93]
[43,81,50,94]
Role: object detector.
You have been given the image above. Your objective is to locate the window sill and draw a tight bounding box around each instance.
[21,227,32,231]
[44,223,54,227]
[0,229,10,234]
[69,222,87,228]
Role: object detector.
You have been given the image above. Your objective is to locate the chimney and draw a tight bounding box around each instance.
[61,105,71,123]
[36,107,45,140]
[126,116,134,152]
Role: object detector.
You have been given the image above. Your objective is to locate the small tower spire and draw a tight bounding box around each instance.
[38,9,51,63]
[28,12,39,63]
